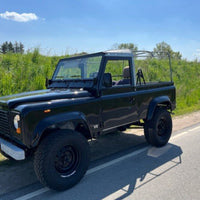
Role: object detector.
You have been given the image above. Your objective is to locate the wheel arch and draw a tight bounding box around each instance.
[32,112,92,147]
[146,96,172,121]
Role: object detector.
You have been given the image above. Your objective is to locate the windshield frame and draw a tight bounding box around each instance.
[52,52,104,81]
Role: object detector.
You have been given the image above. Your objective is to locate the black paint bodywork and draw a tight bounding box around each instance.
[0,51,176,152]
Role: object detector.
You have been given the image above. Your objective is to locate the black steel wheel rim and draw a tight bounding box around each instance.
[55,145,79,175]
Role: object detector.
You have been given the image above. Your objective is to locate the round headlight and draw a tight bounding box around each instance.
[14,115,20,129]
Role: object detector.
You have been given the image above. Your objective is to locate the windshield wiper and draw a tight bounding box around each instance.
[55,76,65,79]
[55,75,81,79]
[69,75,81,78]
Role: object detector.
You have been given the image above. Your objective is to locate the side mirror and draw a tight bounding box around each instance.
[103,73,112,88]
[45,78,52,88]
[45,77,49,88]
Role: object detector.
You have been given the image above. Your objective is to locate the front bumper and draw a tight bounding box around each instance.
[0,137,25,160]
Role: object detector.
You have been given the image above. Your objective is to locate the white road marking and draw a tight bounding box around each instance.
[13,125,200,200]
[171,125,200,140]
[86,147,148,175]
[13,188,49,200]
[171,131,188,140]
[188,126,200,132]
[13,147,148,200]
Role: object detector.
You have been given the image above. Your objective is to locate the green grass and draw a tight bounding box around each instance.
[174,102,200,116]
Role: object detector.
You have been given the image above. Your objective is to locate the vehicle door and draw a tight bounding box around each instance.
[100,57,137,132]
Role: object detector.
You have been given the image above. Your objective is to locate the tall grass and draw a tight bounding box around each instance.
[135,59,200,114]
[0,49,66,95]
[0,50,200,115]
[172,60,200,114]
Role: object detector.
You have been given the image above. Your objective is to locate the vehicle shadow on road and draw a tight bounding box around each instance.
[45,143,182,200]
[0,130,182,200]
[0,130,145,196]
[113,144,182,200]
[89,129,145,161]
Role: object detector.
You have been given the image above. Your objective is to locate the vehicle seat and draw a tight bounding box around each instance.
[116,66,130,85]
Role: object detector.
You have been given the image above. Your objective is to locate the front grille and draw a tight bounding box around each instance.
[0,110,10,135]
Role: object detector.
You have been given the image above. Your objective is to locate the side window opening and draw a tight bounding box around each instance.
[104,60,131,87]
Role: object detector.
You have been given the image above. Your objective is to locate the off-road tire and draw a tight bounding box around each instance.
[34,130,90,191]
[144,107,172,147]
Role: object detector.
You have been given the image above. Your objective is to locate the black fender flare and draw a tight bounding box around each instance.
[32,112,91,147]
[146,96,172,121]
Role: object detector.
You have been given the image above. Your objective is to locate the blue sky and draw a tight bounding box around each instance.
[0,0,199,60]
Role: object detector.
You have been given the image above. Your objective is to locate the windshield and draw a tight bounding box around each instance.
[53,55,102,80]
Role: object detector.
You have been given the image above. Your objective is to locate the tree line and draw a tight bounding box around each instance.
[0,41,24,54]
[0,41,182,60]
[114,41,182,60]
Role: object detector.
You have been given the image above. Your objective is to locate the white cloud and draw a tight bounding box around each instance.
[0,11,38,22]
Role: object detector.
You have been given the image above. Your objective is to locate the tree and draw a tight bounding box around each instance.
[1,41,9,54]
[14,42,20,53]
[113,43,138,51]
[0,41,25,54]
[19,42,24,54]
[8,42,14,53]
[153,41,182,60]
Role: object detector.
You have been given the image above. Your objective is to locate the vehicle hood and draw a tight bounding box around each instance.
[0,89,91,109]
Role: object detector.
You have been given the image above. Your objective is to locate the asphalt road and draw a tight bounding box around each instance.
[1,123,200,200]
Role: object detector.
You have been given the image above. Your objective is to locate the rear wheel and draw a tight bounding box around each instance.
[144,107,172,147]
[34,130,90,191]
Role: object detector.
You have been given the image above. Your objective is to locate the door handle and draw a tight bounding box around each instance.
[129,97,135,104]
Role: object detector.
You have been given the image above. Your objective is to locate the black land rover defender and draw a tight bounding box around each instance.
[0,50,175,190]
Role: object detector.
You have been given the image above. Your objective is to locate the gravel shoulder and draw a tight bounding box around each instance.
[0,110,200,195]
[173,110,200,132]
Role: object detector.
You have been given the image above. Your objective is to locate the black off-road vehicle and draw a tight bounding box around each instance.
[0,50,175,190]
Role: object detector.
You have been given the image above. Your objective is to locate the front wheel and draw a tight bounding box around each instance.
[34,130,90,191]
[144,107,172,147]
